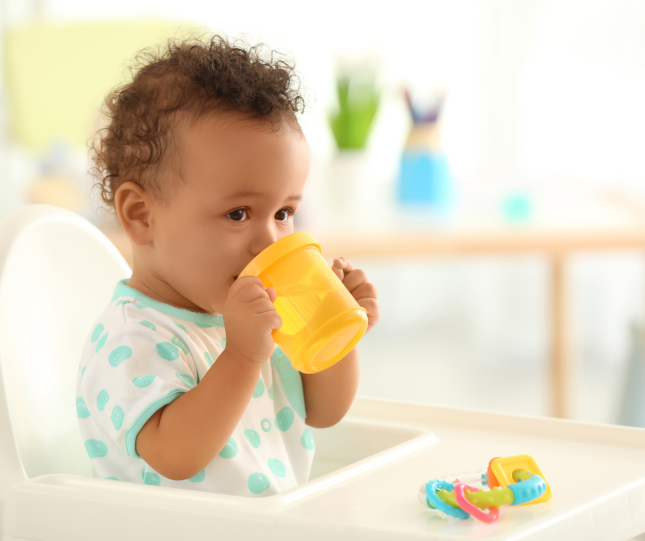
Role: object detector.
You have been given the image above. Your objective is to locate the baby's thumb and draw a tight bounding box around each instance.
[266,287,277,303]
[331,261,344,281]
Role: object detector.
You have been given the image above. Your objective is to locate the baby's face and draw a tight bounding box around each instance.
[151,114,310,314]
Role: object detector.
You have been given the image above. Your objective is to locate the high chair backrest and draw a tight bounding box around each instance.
[0,205,131,496]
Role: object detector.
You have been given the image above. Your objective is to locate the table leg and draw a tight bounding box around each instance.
[551,255,571,418]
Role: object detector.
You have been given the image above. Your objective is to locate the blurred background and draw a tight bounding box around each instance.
[2,0,645,426]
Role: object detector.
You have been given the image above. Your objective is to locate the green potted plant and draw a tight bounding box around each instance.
[325,67,381,223]
[330,74,379,150]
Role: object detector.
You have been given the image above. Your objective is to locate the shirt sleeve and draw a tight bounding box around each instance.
[79,320,196,458]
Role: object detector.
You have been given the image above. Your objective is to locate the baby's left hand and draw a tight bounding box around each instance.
[332,257,380,332]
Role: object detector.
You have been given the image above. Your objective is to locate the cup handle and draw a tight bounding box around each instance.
[272,329,297,346]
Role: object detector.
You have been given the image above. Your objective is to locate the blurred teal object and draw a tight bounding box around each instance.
[502,192,533,223]
[329,75,379,149]
[398,150,453,209]
[618,323,645,428]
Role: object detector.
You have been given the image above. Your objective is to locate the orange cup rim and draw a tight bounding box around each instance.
[238,232,322,278]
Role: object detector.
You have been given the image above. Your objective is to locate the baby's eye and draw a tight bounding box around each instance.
[275,208,293,222]
[226,209,248,222]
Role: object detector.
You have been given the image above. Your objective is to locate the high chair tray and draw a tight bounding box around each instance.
[4,397,645,541]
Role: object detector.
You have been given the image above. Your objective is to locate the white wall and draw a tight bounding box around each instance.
[2,0,644,420]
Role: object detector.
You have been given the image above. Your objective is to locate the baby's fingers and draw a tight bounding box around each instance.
[332,257,353,281]
[342,268,369,294]
[230,276,264,298]
[351,281,378,301]
[260,310,283,331]
[357,297,380,330]
[249,297,277,315]
[265,287,277,303]
[331,259,344,280]
[237,283,269,303]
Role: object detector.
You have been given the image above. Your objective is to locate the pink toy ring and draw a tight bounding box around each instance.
[454,484,500,523]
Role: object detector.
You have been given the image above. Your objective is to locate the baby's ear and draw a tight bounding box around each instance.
[114,181,154,246]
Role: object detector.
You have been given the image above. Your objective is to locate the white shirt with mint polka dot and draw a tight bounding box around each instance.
[76,279,314,496]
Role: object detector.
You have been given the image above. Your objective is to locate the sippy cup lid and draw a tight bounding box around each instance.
[239,232,321,277]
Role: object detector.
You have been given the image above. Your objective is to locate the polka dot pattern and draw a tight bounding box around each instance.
[111,405,124,430]
[156,342,179,361]
[218,437,238,459]
[97,389,109,411]
[189,470,206,483]
[268,458,286,478]
[275,407,294,432]
[272,348,306,419]
[176,372,195,388]
[91,324,104,343]
[76,398,90,418]
[301,427,315,450]
[261,419,272,432]
[248,472,270,494]
[253,378,265,398]
[95,333,108,353]
[109,346,132,367]
[244,429,261,449]
[140,320,156,331]
[132,375,156,388]
[85,439,108,458]
[143,472,161,485]
[204,352,214,367]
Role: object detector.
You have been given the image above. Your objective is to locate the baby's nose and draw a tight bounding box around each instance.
[250,228,279,257]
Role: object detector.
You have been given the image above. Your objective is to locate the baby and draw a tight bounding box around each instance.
[76,35,380,497]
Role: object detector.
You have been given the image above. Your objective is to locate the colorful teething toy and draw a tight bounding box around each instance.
[419,454,551,523]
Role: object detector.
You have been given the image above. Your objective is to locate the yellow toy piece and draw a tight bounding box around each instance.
[490,454,552,505]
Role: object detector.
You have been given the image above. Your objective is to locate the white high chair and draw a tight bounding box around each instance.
[1,205,644,541]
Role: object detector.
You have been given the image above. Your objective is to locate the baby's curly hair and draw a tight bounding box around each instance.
[91,34,306,212]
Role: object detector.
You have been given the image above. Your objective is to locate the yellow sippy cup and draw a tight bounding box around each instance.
[238,232,368,373]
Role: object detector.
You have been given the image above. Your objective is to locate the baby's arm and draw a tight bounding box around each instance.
[136,277,281,481]
[301,347,360,428]
[301,258,380,428]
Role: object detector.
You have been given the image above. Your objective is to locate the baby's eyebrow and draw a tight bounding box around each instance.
[222,190,302,202]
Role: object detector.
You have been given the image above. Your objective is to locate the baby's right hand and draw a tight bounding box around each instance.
[222,276,282,366]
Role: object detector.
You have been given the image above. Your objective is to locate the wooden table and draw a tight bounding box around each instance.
[103,225,645,419]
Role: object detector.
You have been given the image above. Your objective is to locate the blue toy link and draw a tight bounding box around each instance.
[424,480,469,519]
[507,470,547,505]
